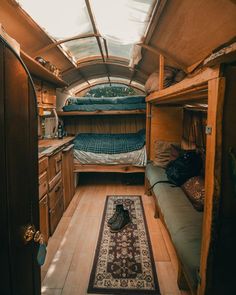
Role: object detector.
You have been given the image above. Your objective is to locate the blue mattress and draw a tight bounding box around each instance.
[73,129,146,154]
[63,95,146,112]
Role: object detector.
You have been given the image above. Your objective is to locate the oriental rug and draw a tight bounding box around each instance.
[87,195,160,294]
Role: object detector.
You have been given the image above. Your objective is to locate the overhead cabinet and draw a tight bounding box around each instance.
[33,77,56,108]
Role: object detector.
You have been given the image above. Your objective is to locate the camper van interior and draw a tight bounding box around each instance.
[1,0,236,294]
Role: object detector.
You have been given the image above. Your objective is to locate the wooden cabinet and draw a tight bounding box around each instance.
[62,144,75,210]
[39,194,49,244]
[42,81,56,107]
[38,139,75,236]
[48,151,64,235]
[32,77,56,108]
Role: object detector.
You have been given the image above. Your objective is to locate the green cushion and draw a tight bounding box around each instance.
[146,162,167,186]
[145,163,203,289]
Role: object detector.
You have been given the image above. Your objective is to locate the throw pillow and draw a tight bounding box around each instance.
[153,141,180,168]
[182,176,205,211]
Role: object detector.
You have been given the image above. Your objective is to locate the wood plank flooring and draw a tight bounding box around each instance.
[41,173,191,295]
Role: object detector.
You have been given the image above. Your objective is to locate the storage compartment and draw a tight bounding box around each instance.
[39,171,48,199]
[38,156,48,175]
[48,179,63,209]
[42,82,56,106]
[49,196,64,235]
[48,152,62,182]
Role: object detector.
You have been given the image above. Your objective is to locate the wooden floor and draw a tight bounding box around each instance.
[41,173,190,295]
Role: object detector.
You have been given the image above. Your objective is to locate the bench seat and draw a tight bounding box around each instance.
[146,163,203,290]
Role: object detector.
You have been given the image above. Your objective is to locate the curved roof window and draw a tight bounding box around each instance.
[18,0,156,63]
[84,83,138,97]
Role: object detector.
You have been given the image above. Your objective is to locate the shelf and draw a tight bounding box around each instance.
[146,67,220,105]
[57,109,146,116]
[20,50,68,87]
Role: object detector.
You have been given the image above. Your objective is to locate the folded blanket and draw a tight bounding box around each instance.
[66,95,145,105]
[74,129,146,154]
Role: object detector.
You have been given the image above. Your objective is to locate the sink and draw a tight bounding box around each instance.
[38,146,51,153]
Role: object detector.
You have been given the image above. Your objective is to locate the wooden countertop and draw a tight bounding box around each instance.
[38,136,75,159]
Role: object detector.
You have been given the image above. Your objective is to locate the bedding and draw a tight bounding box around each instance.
[74,145,147,166]
[73,129,146,154]
[73,129,146,166]
[62,95,146,112]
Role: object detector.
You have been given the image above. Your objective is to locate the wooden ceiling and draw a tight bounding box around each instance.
[0,0,236,89]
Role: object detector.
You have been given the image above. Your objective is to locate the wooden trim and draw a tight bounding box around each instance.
[198,77,225,295]
[146,67,220,105]
[74,163,145,173]
[57,109,146,116]
[159,54,164,90]
[20,50,68,87]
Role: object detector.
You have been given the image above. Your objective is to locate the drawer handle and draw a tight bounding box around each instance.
[55,186,61,193]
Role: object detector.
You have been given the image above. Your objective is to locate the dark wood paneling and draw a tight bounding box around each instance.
[0,37,40,294]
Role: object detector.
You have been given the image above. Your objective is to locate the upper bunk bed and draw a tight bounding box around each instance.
[57,95,146,116]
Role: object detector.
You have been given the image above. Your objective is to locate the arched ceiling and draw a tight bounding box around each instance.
[1,0,236,92]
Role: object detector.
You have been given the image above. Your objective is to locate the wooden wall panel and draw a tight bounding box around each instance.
[150,106,183,161]
[63,115,146,135]
[198,77,225,295]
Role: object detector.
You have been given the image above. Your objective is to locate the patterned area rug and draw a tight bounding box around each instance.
[87,195,160,294]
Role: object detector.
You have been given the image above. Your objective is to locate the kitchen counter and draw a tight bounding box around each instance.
[38,136,75,158]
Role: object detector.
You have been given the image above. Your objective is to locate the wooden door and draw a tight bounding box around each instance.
[0,37,40,294]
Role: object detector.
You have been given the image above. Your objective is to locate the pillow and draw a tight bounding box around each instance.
[145,68,176,94]
[153,141,180,168]
[182,176,205,211]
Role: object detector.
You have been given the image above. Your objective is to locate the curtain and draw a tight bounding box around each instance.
[182,109,207,151]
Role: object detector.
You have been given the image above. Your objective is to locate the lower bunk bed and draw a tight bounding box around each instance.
[145,163,203,295]
[73,129,147,173]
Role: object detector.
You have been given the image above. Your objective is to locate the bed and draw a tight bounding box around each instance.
[62,95,146,114]
[73,129,147,173]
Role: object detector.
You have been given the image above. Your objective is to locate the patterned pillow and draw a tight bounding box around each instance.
[153,141,180,168]
[182,176,205,211]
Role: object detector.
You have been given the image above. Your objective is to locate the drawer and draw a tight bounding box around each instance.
[49,197,64,235]
[38,157,48,175]
[49,171,61,191]
[48,152,62,181]
[39,171,48,199]
[48,179,63,209]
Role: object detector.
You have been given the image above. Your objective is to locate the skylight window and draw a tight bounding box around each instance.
[18,0,93,39]
[18,0,155,62]
[90,0,153,45]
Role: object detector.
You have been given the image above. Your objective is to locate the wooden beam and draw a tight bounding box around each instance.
[74,163,145,173]
[159,54,164,90]
[146,66,221,104]
[143,0,168,45]
[198,77,225,295]
[32,33,99,57]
